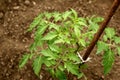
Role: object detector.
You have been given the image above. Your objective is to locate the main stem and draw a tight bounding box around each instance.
[83,0,120,61]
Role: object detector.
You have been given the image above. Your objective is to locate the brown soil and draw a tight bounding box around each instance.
[0,0,120,80]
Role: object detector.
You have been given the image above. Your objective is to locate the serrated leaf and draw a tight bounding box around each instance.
[92,16,104,23]
[58,65,65,71]
[55,69,67,80]
[34,31,43,46]
[97,41,109,54]
[48,68,55,77]
[49,23,59,30]
[65,61,83,78]
[74,25,80,39]
[36,24,48,35]
[43,57,56,67]
[67,53,80,62]
[117,47,120,55]
[48,44,60,53]
[19,54,30,68]
[44,12,52,19]
[41,49,58,60]
[62,11,72,20]
[33,56,43,76]
[64,61,79,75]
[42,31,57,40]
[28,14,43,31]
[103,35,108,41]
[114,36,120,44]
[105,28,115,39]
[89,22,99,31]
[79,39,86,47]
[103,49,115,75]
[77,18,87,26]
[53,12,62,22]
[29,43,36,51]
[54,39,64,44]
[77,72,84,79]
[71,9,78,19]
[29,53,34,59]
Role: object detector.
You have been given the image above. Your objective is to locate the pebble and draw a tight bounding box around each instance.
[24,0,31,5]
[32,1,36,5]
[0,12,4,19]
[40,74,43,80]
[101,75,104,79]
[13,6,20,10]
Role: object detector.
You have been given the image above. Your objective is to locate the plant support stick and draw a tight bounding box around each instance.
[83,0,120,61]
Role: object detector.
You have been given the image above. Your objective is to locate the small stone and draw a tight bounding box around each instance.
[22,38,28,43]
[0,12,4,19]
[25,0,30,5]
[40,74,43,80]
[101,75,104,79]
[13,6,20,10]
[32,1,36,5]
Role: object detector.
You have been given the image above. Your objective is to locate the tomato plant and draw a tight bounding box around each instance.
[19,9,120,79]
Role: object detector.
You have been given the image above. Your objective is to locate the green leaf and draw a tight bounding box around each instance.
[34,35,43,46]
[103,35,108,41]
[77,17,87,26]
[19,54,30,68]
[28,14,43,31]
[105,28,115,39]
[36,24,48,35]
[92,16,104,23]
[29,43,36,51]
[34,29,44,46]
[77,72,84,79]
[67,53,80,63]
[74,25,80,39]
[42,31,57,40]
[49,23,59,31]
[71,9,78,19]
[89,22,99,31]
[53,12,62,22]
[79,39,86,47]
[44,12,52,19]
[48,44,60,53]
[54,39,64,44]
[117,47,120,55]
[58,65,65,71]
[41,49,58,60]
[114,36,120,44]
[55,69,67,80]
[33,56,43,76]
[64,61,79,76]
[103,49,115,75]
[43,57,56,67]
[97,41,109,54]
[48,68,55,77]
[64,61,83,78]
[62,11,72,20]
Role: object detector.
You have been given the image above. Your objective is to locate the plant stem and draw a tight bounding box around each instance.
[83,0,120,61]
[74,42,80,53]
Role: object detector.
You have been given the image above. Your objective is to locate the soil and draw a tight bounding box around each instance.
[0,0,120,80]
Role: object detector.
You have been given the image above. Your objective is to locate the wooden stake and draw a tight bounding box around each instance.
[83,0,120,61]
